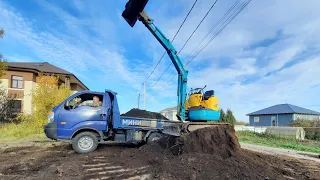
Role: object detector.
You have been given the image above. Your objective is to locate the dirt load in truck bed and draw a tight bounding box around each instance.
[121,108,168,120]
[0,125,319,180]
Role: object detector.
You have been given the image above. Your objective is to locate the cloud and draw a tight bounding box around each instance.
[1,0,320,121]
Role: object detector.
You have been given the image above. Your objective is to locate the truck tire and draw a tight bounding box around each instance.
[147,132,162,143]
[72,132,99,154]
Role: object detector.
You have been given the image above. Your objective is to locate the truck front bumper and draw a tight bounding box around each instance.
[44,121,57,140]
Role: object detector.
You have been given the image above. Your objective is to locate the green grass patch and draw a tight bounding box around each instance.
[0,121,46,143]
[237,131,320,154]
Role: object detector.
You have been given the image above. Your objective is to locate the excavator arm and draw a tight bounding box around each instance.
[122,0,188,121]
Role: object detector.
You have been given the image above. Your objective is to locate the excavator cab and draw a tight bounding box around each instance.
[187,87,204,108]
[184,86,220,121]
[185,86,220,111]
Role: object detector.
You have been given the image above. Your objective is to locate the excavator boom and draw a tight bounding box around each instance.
[122,0,224,136]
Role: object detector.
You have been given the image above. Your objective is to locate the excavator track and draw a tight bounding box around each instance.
[162,121,230,136]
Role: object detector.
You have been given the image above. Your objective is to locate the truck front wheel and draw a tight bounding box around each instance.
[72,132,99,154]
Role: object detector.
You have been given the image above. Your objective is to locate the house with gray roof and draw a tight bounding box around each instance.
[0,62,89,114]
[247,104,320,126]
[160,106,178,121]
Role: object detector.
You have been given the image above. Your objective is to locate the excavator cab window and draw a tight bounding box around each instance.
[203,90,214,100]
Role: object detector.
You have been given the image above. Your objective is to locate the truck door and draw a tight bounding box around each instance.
[56,92,110,139]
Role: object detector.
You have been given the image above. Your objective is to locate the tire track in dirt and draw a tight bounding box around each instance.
[82,156,151,180]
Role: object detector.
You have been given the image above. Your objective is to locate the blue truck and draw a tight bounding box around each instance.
[44,90,177,153]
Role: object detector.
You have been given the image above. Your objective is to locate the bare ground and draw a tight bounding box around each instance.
[0,140,319,180]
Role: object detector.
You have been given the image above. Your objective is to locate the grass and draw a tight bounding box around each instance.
[0,122,46,143]
[236,131,320,154]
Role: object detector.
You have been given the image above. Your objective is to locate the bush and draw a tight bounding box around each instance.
[32,73,71,127]
[288,119,312,127]
[235,121,249,126]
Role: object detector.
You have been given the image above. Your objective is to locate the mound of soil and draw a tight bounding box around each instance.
[141,125,240,157]
[138,125,310,179]
[0,138,319,180]
[121,108,168,120]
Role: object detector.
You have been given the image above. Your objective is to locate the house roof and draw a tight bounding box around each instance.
[247,104,320,116]
[7,62,89,90]
[8,62,72,75]
[160,106,177,112]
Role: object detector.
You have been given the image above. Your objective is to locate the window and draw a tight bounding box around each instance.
[65,93,104,110]
[12,100,22,113]
[11,76,23,89]
[254,117,259,122]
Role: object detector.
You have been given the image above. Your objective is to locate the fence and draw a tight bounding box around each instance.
[234,125,320,141]
[234,125,267,134]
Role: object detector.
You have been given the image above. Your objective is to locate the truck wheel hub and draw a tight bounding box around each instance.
[78,136,93,150]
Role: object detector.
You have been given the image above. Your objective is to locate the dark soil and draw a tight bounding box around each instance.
[0,126,319,180]
[121,108,168,120]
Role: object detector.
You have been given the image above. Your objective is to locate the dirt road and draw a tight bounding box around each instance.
[240,142,320,163]
[0,140,319,180]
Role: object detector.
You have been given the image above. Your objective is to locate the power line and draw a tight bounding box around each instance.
[148,0,252,100]
[177,0,218,55]
[147,0,219,93]
[139,0,198,94]
[185,0,251,66]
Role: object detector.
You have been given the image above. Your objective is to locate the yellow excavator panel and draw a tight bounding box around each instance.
[188,93,202,107]
[200,96,219,111]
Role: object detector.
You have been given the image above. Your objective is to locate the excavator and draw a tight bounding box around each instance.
[122,0,229,136]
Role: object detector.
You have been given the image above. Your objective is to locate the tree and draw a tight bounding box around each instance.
[0,28,15,123]
[0,29,4,38]
[219,109,226,122]
[225,109,236,125]
[0,29,7,80]
[32,73,71,127]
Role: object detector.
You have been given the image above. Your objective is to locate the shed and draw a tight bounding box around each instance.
[247,104,320,126]
[265,127,305,141]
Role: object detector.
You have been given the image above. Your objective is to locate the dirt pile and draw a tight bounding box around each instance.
[0,140,319,180]
[180,125,240,157]
[138,125,313,179]
[121,108,168,120]
[140,125,240,157]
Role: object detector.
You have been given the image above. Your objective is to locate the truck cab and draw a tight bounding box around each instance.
[44,90,175,153]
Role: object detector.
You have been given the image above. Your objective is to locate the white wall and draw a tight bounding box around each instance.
[23,81,35,114]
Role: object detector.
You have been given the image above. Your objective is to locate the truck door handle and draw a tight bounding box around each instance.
[100,114,106,119]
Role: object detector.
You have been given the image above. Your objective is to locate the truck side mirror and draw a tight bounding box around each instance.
[64,101,71,110]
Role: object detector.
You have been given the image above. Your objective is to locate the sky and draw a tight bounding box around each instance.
[1,0,320,122]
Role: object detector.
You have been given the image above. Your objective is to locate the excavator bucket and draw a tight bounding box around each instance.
[122,0,149,27]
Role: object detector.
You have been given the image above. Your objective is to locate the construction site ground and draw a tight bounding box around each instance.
[0,138,319,180]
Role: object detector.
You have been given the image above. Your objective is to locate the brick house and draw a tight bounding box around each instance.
[0,62,89,114]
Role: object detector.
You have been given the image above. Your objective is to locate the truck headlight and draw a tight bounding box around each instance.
[48,112,54,123]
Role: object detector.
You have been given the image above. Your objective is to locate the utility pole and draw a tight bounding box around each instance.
[144,82,146,110]
[138,93,140,109]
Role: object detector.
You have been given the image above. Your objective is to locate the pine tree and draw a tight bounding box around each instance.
[219,109,226,122]
[226,109,236,125]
